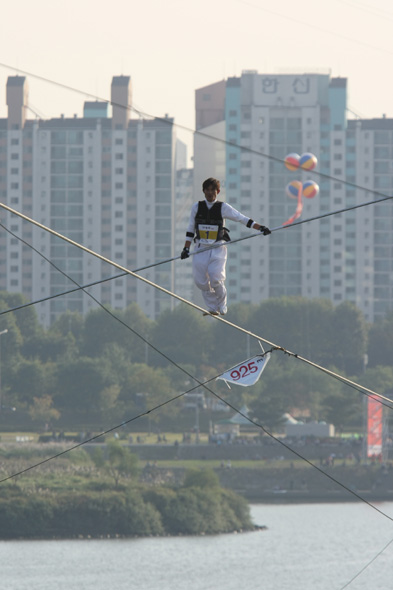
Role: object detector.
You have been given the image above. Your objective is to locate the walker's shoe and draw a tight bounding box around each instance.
[203,310,220,316]
[219,306,227,315]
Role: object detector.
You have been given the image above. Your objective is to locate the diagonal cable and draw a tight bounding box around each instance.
[1,202,392,410]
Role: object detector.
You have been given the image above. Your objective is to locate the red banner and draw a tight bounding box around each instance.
[367,395,383,458]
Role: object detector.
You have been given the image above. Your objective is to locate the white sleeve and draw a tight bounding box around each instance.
[185,202,199,238]
[221,202,254,227]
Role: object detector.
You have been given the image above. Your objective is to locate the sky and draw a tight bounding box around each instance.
[1,0,393,162]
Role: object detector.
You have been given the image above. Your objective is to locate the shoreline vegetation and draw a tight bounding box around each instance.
[0,486,256,540]
[0,443,255,539]
[1,440,392,539]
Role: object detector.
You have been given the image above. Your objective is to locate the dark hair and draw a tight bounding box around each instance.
[202,177,220,191]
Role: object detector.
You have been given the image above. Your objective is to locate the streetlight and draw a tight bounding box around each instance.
[0,329,8,415]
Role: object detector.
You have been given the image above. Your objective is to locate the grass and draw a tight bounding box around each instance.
[146,456,366,470]
[0,432,38,443]
[150,459,300,470]
[124,431,210,444]
[0,430,211,445]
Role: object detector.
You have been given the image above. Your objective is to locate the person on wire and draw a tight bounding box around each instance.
[181,177,271,315]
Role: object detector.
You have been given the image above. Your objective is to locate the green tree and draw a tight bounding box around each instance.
[250,297,367,374]
[367,312,393,368]
[105,440,139,488]
[53,356,112,420]
[247,356,349,429]
[28,395,60,428]
[50,310,84,344]
[248,385,288,431]
[0,306,24,367]
[322,385,363,432]
[183,468,220,488]
[361,365,393,397]
[118,362,177,423]
[252,297,335,361]
[82,303,152,363]
[7,358,49,404]
[0,292,44,349]
[330,302,367,374]
[33,310,86,362]
[150,305,213,367]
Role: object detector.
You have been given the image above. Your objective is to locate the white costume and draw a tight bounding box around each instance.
[185,199,259,314]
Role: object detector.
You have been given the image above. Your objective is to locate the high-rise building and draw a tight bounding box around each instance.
[194,71,393,322]
[0,75,177,325]
[174,166,194,303]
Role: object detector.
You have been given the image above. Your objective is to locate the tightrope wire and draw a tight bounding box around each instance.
[0,213,390,500]
[0,59,392,590]
[1,189,392,318]
[2,210,393,589]
[1,202,391,410]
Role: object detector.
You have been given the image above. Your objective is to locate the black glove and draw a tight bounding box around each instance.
[181,247,190,259]
[259,225,271,236]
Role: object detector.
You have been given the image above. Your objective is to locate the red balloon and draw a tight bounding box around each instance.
[284,153,300,171]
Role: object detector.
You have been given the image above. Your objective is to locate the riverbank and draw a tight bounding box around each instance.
[2,440,392,505]
[0,484,254,540]
[140,462,393,504]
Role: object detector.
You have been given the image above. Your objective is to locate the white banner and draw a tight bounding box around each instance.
[216,353,271,387]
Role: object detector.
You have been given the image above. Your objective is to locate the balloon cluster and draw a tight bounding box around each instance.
[283,153,319,226]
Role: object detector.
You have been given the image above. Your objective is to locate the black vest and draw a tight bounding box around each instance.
[195,201,230,242]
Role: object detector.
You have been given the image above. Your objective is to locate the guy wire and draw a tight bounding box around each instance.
[1,190,393,319]
[2,211,393,534]
[1,346,393,527]
[0,60,392,203]
[0,201,391,410]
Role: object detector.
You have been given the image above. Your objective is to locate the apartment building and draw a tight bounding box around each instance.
[194,71,393,322]
[0,75,177,325]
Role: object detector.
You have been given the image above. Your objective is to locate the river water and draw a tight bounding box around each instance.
[1,502,393,590]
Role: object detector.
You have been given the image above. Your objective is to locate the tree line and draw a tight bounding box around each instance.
[0,291,392,432]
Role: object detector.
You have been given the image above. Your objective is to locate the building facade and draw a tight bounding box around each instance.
[194,71,393,322]
[0,75,177,326]
[174,166,194,303]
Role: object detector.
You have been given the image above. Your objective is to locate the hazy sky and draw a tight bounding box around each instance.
[1,0,393,159]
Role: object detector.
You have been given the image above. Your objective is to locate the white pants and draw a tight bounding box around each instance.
[192,242,227,312]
